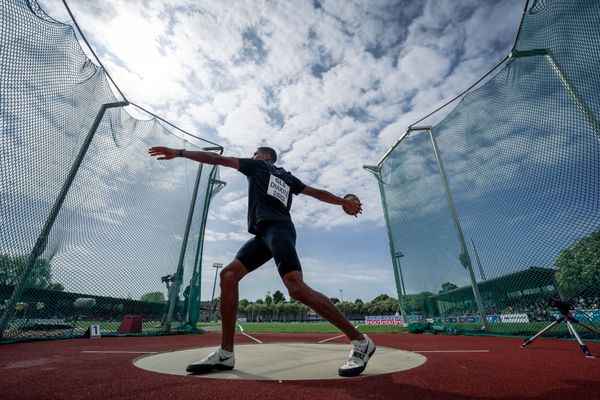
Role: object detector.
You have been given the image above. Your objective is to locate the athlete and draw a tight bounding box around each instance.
[148,146,375,377]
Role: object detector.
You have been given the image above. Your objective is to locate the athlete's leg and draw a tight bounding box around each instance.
[219,259,248,352]
[187,237,271,374]
[282,271,364,341]
[219,235,272,351]
[262,222,363,341]
[266,223,374,376]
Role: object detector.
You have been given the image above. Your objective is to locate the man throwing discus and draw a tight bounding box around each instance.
[148,145,375,377]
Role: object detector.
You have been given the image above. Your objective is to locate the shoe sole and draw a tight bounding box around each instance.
[186,363,234,374]
[338,343,377,377]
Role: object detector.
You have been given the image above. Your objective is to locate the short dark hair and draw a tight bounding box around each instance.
[257,146,277,163]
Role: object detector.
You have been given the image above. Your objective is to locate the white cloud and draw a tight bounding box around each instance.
[29,0,525,302]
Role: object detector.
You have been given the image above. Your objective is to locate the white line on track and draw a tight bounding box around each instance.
[237,323,263,344]
[317,324,362,343]
[318,335,345,343]
[414,350,490,353]
[82,351,157,354]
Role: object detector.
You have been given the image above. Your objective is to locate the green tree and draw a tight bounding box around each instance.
[0,254,63,290]
[140,291,166,303]
[404,291,437,317]
[373,294,390,302]
[254,303,269,318]
[336,301,353,316]
[381,297,400,314]
[265,294,273,305]
[284,302,300,320]
[47,282,65,291]
[272,290,286,303]
[439,282,458,293]
[555,229,600,299]
[239,299,250,308]
[297,303,309,320]
[273,302,285,321]
[351,301,364,316]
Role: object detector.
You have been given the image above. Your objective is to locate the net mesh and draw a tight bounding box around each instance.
[1,0,222,342]
[378,0,600,336]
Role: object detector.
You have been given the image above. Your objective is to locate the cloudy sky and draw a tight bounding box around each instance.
[37,0,524,303]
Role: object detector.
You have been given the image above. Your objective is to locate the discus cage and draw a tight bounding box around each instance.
[366,0,600,338]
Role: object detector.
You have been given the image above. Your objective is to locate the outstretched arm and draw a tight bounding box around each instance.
[301,186,362,216]
[148,147,240,169]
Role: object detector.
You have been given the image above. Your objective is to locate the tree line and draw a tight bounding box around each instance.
[232,292,434,321]
[3,226,598,312]
[0,254,64,291]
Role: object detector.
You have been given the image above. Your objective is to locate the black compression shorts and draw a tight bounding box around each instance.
[235,220,302,277]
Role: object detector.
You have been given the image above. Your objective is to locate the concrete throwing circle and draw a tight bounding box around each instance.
[134,342,427,380]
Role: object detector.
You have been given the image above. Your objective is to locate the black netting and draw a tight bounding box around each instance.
[377,0,600,337]
[1,0,222,342]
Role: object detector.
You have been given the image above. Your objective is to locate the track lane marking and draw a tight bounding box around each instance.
[318,325,362,343]
[318,335,345,343]
[82,351,157,354]
[414,350,490,353]
[237,323,263,344]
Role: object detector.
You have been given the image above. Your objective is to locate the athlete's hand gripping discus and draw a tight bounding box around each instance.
[342,194,362,217]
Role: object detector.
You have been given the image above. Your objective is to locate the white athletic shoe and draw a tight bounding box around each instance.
[186,347,235,374]
[338,335,376,377]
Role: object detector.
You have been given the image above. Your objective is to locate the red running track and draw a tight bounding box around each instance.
[0,333,598,400]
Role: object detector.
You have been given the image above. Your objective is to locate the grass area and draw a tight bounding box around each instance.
[197,322,408,334]
[20,320,596,340]
[70,321,173,330]
[197,321,599,339]
[448,322,594,337]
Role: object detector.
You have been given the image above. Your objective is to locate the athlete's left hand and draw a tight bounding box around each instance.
[149,146,177,160]
[342,194,362,217]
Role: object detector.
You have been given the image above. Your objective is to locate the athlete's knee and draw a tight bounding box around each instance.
[219,261,246,288]
[219,269,236,289]
[286,286,306,301]
[283,273,309,301]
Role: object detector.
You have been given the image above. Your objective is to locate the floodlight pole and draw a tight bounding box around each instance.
[428,128,490,331]
[363,165,408,327]
[210,263,223,321]
[0,101,128,340]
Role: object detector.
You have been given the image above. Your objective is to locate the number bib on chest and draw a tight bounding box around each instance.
[267,174,290,206]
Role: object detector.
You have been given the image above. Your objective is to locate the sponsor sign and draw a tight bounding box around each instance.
[549,309,600,322]
[365,315,404,325]
[445,316,481,323]
[500,313,530,323]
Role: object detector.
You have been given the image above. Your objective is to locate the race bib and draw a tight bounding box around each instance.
[267,174,290,206]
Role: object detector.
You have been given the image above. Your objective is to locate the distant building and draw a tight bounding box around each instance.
[431,267,557,315]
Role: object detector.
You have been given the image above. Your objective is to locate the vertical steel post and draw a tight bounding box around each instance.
[544,52,600,137]
[164,162,204,331]
[363,165,408,327]
[511,49,600,138]
[471,238,487,281]
[186,165,225,327]
[0,101,128,339]
[428,129,490,331]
